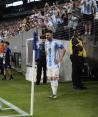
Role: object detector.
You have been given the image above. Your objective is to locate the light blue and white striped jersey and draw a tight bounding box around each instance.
[45,39,64,68]
[82,0,96,15]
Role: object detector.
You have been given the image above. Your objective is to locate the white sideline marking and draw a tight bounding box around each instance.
[0,115,31,117]
[0,97,30,117]
[1,108,12,111]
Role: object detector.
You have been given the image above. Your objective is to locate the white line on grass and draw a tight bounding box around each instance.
[0,97,30,117]
[1,108,13,111]
[0,114,31,117]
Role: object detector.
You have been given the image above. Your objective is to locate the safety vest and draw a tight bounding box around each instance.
[70,39,87,58]
[0,43,4,58]
[0,43,4,53]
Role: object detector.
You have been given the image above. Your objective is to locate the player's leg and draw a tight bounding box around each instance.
[50,68,59,98]
[50,79,58,98]
[2,66,7,80]
[8,67,13,80]
[36,60,42,85]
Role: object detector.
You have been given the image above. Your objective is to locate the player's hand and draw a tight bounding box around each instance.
[77,44,83,51]
[55,59,60,64]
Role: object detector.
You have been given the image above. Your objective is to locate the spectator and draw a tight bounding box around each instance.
[80,0,96,35]
[61,11,68,25]
[2,41,13,80]
[68,11,79,30]
[44,16,54,32]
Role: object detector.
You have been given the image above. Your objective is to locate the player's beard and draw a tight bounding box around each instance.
[47,38,52,41]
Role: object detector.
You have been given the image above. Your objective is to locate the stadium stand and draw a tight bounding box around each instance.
[0,0,98,80]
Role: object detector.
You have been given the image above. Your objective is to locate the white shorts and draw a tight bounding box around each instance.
[47,67,60,78]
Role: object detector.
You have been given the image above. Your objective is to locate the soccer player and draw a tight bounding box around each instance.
[45,30,66,99]
[2,41,13,80]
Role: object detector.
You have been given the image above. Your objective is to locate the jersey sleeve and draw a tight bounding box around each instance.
[55,40,64,49]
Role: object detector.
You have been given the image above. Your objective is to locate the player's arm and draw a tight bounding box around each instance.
[80,0,85,5]
[45,51,47,57]
[56,42,66,63]
[45,42,47,57]
[9,50,12,64]
[60,47,66,62]
[76,40,83,51]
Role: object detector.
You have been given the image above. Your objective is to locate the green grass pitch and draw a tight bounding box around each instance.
[0,70,98,117]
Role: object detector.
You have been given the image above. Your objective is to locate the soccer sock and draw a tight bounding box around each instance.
[51,80,58,95]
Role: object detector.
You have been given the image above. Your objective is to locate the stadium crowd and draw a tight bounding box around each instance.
[0,0,83,41]
[0,0,97,41]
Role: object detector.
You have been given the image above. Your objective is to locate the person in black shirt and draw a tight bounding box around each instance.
[70,31,87,89]
[36,35,47,85]
[2,41,13,80]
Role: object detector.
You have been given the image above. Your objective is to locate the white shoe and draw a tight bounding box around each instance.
[52,95,57,99]
[48,95,57,99]
[48,95,53,98]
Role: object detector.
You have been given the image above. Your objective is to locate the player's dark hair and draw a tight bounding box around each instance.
[4,41,10,45]
[45,30,53,34]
